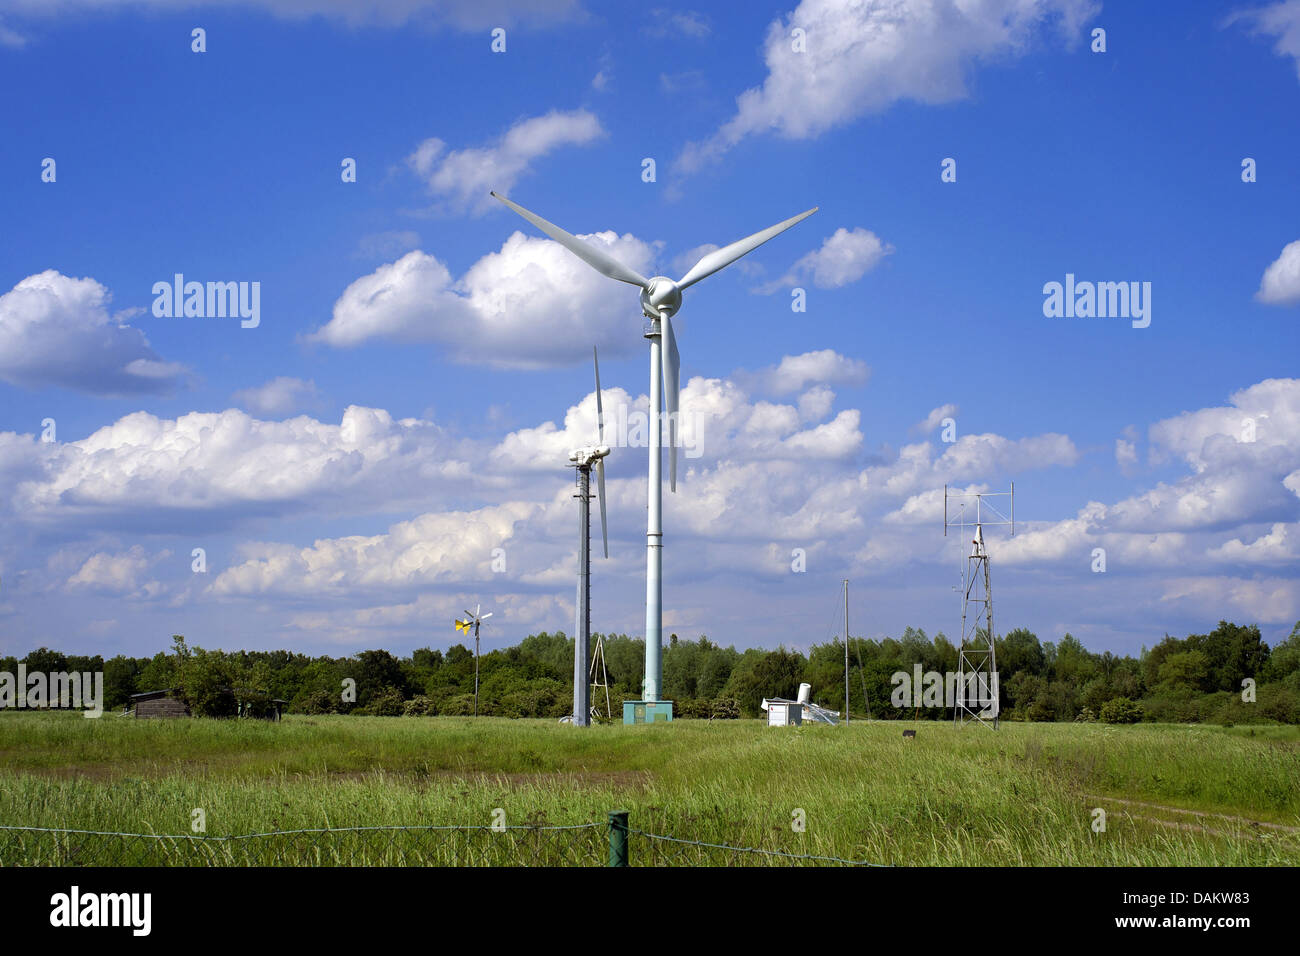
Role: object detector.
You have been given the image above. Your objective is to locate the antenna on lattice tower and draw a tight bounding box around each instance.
[943,483,1014,730]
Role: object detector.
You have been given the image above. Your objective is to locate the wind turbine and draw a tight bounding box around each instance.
[491,190,817,713]
[454,604,492,717]
[567,347,610,727]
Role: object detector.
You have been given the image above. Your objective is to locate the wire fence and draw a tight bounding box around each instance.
[0,824,605,867]
[630,829,883,867]
[0,817,882,867]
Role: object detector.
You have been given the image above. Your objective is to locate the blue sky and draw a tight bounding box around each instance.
[0,0,1298,661]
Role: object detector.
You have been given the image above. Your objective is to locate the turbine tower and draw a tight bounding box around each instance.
[567,347,610,727]
[491,190,817,719]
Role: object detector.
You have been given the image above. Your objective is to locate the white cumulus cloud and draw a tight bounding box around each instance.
[308,230,658,366]
[67,545,168,598]
[1256,239,1300,305]
[758,227,893,293]
[676,0,1098,173]
[0,270,186,396]
[914,403,958,434]
[408,110,603,215]
[212,503,536,597]
[740,349,871,395]
[1208,522,1300,564]
[232,377,320,417]
[10,405,474,527]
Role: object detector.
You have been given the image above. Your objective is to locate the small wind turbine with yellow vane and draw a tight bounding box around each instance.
[454,604,492,717]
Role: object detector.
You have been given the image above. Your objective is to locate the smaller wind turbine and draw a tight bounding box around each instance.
[567,347,610,727]
[454,604,493,717]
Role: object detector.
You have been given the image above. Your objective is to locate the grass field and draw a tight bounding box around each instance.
[1,712,1297,866]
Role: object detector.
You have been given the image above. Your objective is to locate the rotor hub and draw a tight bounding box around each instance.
[640,276,682,319]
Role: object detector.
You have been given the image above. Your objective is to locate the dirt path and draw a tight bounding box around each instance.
[1084,792,1300,837]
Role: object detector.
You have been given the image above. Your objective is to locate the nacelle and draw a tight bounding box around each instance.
[639,276,682,319]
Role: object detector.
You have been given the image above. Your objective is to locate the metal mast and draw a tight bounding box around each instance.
[944,485,1014,729]
[566,346,610,727]
[454,605,492,717]
[843,579,850,725]
[644,320,663,702]
[573,463,593,726]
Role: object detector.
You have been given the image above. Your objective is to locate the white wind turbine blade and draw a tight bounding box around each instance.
[480,612,493,621]
[676,207,819,290]
[596,457,609,559]
[660,313,681,492]
[490,191,650,289]
[593,347,605,445]
[594,346,608,559]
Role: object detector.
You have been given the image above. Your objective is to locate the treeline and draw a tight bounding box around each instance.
[5,620,1299,724]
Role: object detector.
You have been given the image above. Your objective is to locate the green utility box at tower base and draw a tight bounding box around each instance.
[623,701,674,724]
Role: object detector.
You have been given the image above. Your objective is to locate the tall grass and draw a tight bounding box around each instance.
[0,713,1295,865]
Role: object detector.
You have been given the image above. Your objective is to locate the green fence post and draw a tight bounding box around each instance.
[608,810,629,867]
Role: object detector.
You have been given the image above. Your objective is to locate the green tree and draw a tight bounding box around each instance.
[1100,696,1143,724]
[351,649,410,708]
[102,655,141,710]
[1006,672,1048,720]
[1264,621,1300,682]
[22,647,69,674]
[356,686,406,716]
[724,647,805,716]
[177,645,238,717]
[697,642,739,698]
[1054,633,1096,684]
[1193,621,1268,692]
[1156,650,1211,695]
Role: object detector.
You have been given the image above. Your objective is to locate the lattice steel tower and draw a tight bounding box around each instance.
[567,347,610,728]
[944,485,1014,729]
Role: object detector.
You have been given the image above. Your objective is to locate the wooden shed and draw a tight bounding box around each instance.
[131,688,191,719]
[129,687,289,720]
